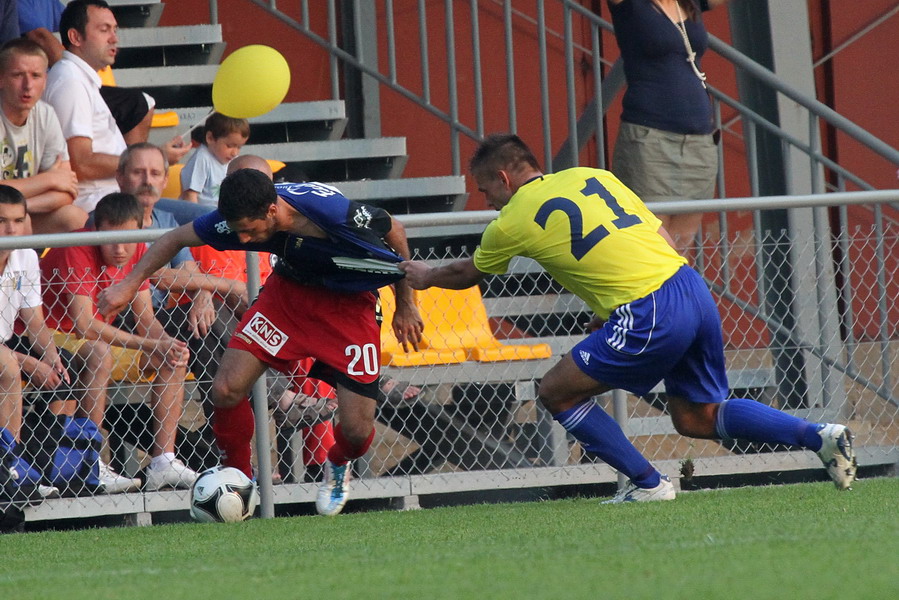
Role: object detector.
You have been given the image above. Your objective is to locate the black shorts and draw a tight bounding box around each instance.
[99,86,151,135]
[5,335,79,405]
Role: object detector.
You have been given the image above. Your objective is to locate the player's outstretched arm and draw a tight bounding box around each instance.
[399,257,486,291]
[98,223,205,320]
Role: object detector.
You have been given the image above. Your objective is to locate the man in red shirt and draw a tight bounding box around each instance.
[41,192,199,490]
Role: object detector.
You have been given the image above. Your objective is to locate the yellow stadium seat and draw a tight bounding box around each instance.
[162,163,185,198]
[151,111,180,128]
[267,159,286,174]
[379,285,552,366]
[98,65,116,86]
[379,287,467,366]
[417,286,553,362]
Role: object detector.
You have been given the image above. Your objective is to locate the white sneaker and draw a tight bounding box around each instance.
[316,460,351,516]
[816,424,857,490]
[144,458,199,491]
[98,460,141,494]
[602,474,676,504]
[37,484,60,499]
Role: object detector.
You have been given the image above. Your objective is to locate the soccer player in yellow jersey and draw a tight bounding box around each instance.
[401,134,857,501]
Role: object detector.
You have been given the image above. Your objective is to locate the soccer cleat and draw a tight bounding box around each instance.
[816,424,857,490]
[316,460,351,516]
[601,474,676,504]
[98,459,141,494]
[144,458,199,491]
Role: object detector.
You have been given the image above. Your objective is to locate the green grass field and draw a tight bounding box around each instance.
[1,478,896,600]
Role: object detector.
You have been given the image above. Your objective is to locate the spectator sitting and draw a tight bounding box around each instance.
[0,38,85,233]
[180,112,249,207]
[20,0,160,147]
[41,0,188,213]
[0,185,138,495]
[114,142,246,428]
[40,192,199,490]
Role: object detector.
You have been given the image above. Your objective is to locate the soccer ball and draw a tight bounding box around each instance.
[189,466,259,523]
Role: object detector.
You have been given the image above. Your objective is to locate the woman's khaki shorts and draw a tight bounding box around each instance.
[612,121,719,203]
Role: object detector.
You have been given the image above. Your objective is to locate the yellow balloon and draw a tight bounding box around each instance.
[212,45,291,119]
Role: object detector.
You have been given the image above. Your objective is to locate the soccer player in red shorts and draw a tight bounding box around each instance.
[99,169,423,515]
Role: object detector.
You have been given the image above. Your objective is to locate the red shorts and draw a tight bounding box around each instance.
[228,273,381,384]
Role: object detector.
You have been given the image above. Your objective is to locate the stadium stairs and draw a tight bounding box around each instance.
[106,0,467,214]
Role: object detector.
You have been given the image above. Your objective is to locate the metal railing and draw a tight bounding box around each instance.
[6,191,898,524]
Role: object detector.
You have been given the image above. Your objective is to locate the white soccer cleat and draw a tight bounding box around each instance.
[316,460,351,516]
[144,458,199,491]
[816,424,857,490]
[98,459,141,494]
[602,474,676,504]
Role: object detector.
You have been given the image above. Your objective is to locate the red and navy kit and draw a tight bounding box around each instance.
[191,182,398,387]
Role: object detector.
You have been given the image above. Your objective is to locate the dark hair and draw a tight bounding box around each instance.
[218,168,276,222]
[117,142,168,175]
[469,133,541,177]
[204,112,250,141]
[0,38,48,73]
[94,193,142,229]
[59,0,112,51]
[0,184,26,207]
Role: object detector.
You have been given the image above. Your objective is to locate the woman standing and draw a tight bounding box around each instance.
[608,0,726,254]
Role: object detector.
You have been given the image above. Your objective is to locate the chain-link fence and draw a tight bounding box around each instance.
[2,203,897,524]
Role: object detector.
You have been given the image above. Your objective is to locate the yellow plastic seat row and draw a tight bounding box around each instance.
[379,285,552,367]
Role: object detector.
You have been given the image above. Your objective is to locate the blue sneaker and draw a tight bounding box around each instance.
[601,474,676,504]
[316,460,351,516]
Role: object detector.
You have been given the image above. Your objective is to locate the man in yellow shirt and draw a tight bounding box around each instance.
[401,134,857,502]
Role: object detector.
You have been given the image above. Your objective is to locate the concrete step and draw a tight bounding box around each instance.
[329,176,467,214]
[115,25,226,68]
[108,0,164,28]
[147,101,348,147]
[246,138,408,182]
[113,65,217,107]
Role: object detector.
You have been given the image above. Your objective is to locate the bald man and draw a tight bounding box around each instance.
[227,155,273,179]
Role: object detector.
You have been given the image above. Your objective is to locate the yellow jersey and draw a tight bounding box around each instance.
[473,167,686,319]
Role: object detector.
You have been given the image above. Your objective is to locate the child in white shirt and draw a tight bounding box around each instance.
[179,112,249,206]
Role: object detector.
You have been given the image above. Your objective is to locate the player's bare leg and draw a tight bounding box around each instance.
[316,386,377,516]
[209,348,269,478]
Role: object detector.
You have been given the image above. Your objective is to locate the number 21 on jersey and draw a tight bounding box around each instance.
[533,177,642,260]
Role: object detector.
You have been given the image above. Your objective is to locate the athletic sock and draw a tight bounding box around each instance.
[212,400,255,478]
[553,400,660,488]
[715,398,823,451]
[326,424,375,466]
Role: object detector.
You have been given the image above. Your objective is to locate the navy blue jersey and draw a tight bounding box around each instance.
[192,182,404,292]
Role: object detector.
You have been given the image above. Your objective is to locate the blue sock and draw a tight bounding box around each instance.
[554,401,660,488]
[715,398,823,451]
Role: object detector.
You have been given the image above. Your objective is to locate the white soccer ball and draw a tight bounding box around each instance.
[189,466,259,523]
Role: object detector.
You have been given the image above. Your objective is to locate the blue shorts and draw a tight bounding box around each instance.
[571,265,728,404]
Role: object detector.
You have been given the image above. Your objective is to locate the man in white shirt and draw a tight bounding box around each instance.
[0,183,138,497]
[42,0,187,212]
[0,38,85,233]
